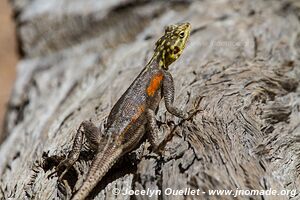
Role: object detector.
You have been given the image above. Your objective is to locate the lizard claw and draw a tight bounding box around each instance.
[185,99,203,120]
[49,157,76,181]
[180,109,195,120]
[152,145,164,156]
[187,96,204,119]
[181,112,189,120]
[187,109,197,119]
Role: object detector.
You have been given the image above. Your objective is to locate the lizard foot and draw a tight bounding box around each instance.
[185,109,199,120]
[152,145,164,156]
[187,96,205,119]
[183,96,204,120]
[49,157,77,181]
[151,123,174,155]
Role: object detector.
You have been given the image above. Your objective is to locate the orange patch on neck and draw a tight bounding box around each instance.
[147,74,163,96]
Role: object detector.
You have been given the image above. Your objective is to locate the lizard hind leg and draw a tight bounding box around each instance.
[82,120,103,151]
[53,121,103,181]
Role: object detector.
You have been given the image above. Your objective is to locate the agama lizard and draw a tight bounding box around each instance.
[53,22,191,200]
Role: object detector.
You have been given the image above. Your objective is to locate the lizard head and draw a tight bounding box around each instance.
[155,22,191,69]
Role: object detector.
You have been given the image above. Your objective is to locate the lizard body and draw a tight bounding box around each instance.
[54,22,191,200]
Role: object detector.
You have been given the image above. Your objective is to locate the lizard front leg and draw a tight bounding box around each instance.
[146,109,174,154]
[163,71,189,119]
[53,121,103,180]
[146,109,161,150]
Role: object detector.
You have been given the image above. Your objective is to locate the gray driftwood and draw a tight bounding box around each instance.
[1,0,300,200]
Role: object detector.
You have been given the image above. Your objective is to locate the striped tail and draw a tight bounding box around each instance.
[71,147,122,200]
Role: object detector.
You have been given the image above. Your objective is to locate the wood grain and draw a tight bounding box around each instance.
[0,0,299,199]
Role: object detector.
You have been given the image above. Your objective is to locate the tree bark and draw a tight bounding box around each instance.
[1,0,300,200]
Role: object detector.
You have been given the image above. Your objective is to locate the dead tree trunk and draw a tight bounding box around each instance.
[1,0,300,200]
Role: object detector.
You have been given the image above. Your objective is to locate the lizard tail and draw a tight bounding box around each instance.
[71,147,122,200]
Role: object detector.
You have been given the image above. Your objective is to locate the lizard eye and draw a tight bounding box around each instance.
[179,31,185,38]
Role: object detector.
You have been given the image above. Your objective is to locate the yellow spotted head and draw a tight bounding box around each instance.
[154,22,191,69]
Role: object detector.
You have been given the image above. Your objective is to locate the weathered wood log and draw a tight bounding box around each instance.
[1,0,300,199]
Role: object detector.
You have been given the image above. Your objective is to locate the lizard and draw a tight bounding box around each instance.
[53,22,191,200]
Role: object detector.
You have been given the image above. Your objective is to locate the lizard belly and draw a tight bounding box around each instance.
[119,119,146,153]
[107,100,147,152]
[106,69,163,152]
[116,90,162,153]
